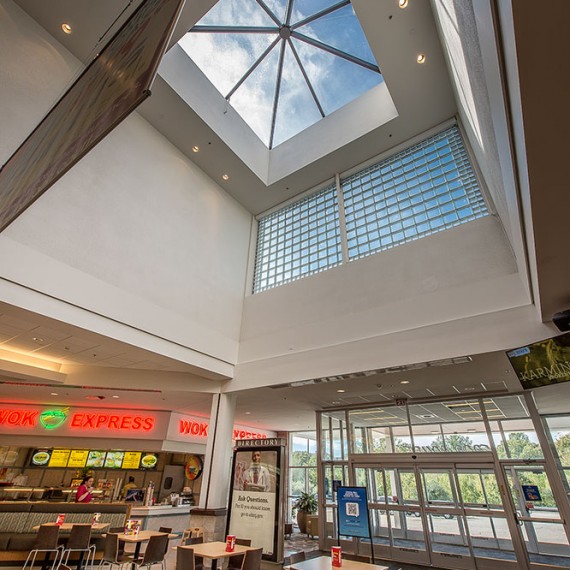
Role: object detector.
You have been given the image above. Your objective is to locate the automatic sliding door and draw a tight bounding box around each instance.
[504,464,570,569]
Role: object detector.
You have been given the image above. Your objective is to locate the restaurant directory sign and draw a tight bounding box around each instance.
[226,439,285,563]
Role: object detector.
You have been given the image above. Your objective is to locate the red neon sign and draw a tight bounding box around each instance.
[0,408,38,427]
[70,413,154,431]
[177,419,267,440]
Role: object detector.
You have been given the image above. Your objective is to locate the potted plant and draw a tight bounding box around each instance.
[292,492,318,534]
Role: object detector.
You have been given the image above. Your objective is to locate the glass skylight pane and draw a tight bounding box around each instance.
[295,3,376,64]
[293,38,382,113]
[264,0,289,21]
[272,46,323,147]
[291,0,341,22]
[231,46,281,145]
[199,0,276,26]
[180,33,277,97]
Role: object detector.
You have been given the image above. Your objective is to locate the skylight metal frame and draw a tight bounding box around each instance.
[188,0,381,148]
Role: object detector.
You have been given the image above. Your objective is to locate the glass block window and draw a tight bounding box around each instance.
[253,185,341,293]
[342,126,488,260]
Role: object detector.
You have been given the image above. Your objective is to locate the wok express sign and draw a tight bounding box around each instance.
[0,406,156,433]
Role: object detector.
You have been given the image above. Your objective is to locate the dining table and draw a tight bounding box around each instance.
[177,540,257,570]
[290,556,377,570]
[117,530,178,568]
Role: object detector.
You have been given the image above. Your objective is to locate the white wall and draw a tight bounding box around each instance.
[0,0,252,371]
[235,215,536,390]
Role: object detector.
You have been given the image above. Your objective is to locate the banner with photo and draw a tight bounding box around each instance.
[227,441,284,561]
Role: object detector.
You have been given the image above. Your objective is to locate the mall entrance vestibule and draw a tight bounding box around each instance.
[317,394,570,570]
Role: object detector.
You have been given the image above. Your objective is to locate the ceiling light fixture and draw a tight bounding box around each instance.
[417,53,426,64]
[50,392,58,396]
[32,337,44,343]
[398,0,409,8]
[222,174,229,181]
[61,23,72,34]
[192,145,199,153]
[400,380,410,384]
[245,411,251,415]
[337,389,346,393]
[112,395,119,399]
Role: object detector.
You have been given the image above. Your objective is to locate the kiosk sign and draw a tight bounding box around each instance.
[337,486,371,538]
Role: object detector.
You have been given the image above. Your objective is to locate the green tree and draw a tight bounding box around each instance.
[496,432,542,459]
[555,432,570,465]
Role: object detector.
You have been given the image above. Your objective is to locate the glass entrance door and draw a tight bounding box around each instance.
[354,460,523,570]
[504,463,570,568]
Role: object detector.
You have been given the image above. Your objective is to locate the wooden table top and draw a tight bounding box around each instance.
[118,530,177,543]
[178,541,256,559]
[290,556,377,570]
[33,522,109,532]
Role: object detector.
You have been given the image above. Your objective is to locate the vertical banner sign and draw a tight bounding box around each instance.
[337,486,371,538]
[0,0,186,232]
[227,439,285,562]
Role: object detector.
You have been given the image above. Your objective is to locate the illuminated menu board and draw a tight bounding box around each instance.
[122,451,142,469]
[104,451,125,469]
[68,450,89,468]
[86,450,106,468]
[29,448,157,469]
[48,449,71,467]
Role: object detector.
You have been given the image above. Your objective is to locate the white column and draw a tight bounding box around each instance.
[199,393,236,509]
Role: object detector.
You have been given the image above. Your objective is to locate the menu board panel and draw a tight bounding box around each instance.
[48,449,71,467]
[68,450,89,468]
[139,453,158,469]
[122,451,142,469]
[86,450,106,468]
[31,449,52,466]
[104,451,125,469]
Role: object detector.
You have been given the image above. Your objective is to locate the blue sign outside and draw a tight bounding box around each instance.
[337,486,370,538]
[522,485,542,502]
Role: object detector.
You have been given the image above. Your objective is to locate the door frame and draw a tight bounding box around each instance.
[350,452,530,570]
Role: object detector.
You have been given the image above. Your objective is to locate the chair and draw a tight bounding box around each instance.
[183,537,203,570]
[133,534,169,570]
[176,546,195,570]
[284,551,306,570]
[23,524,63,570]
[61,524,96,570]
[107,528,126,557]
[342,554,371,563]
[227,539,251,570]
[98,532,133,570]
[240,548,262,570]
[158,527,172,534]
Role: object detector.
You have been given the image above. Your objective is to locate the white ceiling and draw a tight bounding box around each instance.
[2,0,569,433]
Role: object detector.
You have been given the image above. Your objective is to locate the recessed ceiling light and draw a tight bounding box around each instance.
[61,23,72,34]
[50,392,58,396]
[222,174,229,181]
[400,380,410,384]
[32,337,44,343]
[112,395,120,399]
[398,0,409,8]
[245,411,251,415]
[337,389,346,393]
[417,53,426,64]
[192,145,199,153]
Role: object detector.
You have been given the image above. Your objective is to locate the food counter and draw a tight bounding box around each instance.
[129,504,193,533]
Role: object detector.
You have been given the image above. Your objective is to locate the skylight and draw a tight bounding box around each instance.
[179,0,382,149]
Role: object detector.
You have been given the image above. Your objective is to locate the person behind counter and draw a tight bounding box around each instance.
[121,476,137,500]
[75,475,94,503]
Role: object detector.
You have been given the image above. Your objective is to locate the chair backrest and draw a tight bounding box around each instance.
[102,532,120,563]
[235,538,251,546]
[142,534,169,565]
[189,527,203,538]
[34,524,60,550]
[185,536,203,546]
[176,546,195,570]
[66,524,92,549]
[108,527,125,534]
[342,554,371,563]
[240,548,262,570]
[158,526,172,534]
[289,552,306,564]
